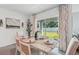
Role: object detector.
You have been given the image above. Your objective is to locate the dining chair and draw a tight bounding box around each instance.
[19,40,31,55]
[65,37,79,55]
[49,37,79,55]
[15,32,21,54]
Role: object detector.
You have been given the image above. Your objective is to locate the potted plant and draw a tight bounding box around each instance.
[26,19,32,38]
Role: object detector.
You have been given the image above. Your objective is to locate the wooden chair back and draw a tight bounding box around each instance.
[66,37,79,55]
[19,40,31,55]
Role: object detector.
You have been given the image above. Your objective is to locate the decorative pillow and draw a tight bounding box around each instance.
[66,37,79,55]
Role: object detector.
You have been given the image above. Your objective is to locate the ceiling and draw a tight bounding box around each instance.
[0,4,58,16]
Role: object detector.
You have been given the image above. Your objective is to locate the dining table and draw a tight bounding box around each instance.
[20,37,55,54]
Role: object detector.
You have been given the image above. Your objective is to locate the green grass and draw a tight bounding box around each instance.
[39,32,59,39]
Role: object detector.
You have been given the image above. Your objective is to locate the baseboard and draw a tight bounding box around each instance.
[0,42,16,48]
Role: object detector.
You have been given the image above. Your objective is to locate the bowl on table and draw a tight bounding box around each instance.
[44,40,54,45]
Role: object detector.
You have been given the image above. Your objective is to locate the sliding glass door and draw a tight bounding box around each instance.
[37,17,59,39]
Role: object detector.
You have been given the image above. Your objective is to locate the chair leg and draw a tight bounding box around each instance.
[15,48,17,54]
[39,51,45,55]
[15,49,21,55]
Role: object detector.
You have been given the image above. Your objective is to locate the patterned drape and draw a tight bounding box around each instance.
[59,4,72,52]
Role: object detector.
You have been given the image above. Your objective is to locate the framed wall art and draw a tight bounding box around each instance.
[6,18,20,29]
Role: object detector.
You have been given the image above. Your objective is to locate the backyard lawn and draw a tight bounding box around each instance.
[39,32,59,39]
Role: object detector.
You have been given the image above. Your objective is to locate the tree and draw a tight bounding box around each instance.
[46,21,58,28]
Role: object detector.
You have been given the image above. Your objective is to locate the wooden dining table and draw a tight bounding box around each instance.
[20,37,55,54]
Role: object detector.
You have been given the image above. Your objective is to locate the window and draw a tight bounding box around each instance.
[37,17,59,39]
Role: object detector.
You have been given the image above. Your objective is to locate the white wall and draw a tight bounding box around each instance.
[36,7,59,20]
[72,5,79,35]
[72,12,79,34]
[0,8,28,47]
[72,4,79,13]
